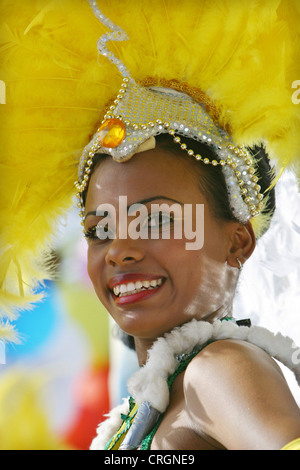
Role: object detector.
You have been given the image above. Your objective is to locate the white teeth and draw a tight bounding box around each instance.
[127,282,135,292]
[120,284,127,294]
[112,278,163,297]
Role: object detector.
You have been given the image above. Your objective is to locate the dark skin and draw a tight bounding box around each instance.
[84,147,300,450]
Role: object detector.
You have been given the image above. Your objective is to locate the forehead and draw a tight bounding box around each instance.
[85,147,205,208]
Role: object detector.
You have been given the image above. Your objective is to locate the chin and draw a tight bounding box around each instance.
[114,310,187,341]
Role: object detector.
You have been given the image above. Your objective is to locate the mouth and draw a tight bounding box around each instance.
[108,274,165,305]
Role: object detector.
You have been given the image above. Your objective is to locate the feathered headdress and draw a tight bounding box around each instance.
[0,0,299,341]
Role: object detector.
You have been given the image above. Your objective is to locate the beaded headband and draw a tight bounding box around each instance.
[75,1,264,224]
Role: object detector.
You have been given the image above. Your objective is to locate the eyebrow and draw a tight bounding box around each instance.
[84,196,183,220]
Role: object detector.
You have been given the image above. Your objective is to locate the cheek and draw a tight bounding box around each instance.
[86,246,105,294]
[175,231,230,317]
[185,257,227,308]
[86,246,95,280]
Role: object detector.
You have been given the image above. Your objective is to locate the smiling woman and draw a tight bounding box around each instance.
[1,0,300,452]
[75,2,300,451]
[82,115,300,451]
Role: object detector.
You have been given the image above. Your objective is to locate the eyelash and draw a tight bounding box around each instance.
[84,226,97,239]
[84,224,115,242]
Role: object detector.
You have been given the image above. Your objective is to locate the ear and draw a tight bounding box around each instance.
[226,221,256,269]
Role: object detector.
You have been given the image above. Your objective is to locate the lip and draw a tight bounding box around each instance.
[114,287,163,306]
[107,273,166,306]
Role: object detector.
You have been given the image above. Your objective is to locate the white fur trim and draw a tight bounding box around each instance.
[90,398,129,450]
[91,318,300,448]
[128,319,300,412]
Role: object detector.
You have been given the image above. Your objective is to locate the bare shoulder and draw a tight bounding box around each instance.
[183,339,300,450]
[185,338,284,382]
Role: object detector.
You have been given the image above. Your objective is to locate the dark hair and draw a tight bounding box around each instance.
[155,133,275,229]
[82,133,276,351]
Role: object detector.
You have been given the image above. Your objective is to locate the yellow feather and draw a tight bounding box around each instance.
[0,0,299,338]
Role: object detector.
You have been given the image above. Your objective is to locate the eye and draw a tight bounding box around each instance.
[145,211,175,230]
[84,223,115,242]
[84,226,97,240]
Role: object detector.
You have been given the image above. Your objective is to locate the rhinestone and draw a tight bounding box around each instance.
[97,118,126,148]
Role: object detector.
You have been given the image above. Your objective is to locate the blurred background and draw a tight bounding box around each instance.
[0,209,112,450]
[0,170,299,450]
[0,207,139,450]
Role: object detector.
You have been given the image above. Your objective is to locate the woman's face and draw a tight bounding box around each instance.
[84,147,238,341]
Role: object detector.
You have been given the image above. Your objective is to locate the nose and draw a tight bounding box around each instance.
[105,238,145,267]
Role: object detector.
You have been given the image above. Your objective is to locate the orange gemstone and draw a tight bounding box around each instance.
[97,118,126,148]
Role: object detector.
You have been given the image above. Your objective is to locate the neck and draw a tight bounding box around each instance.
[134,337,155,366]
[133,308,231,367]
